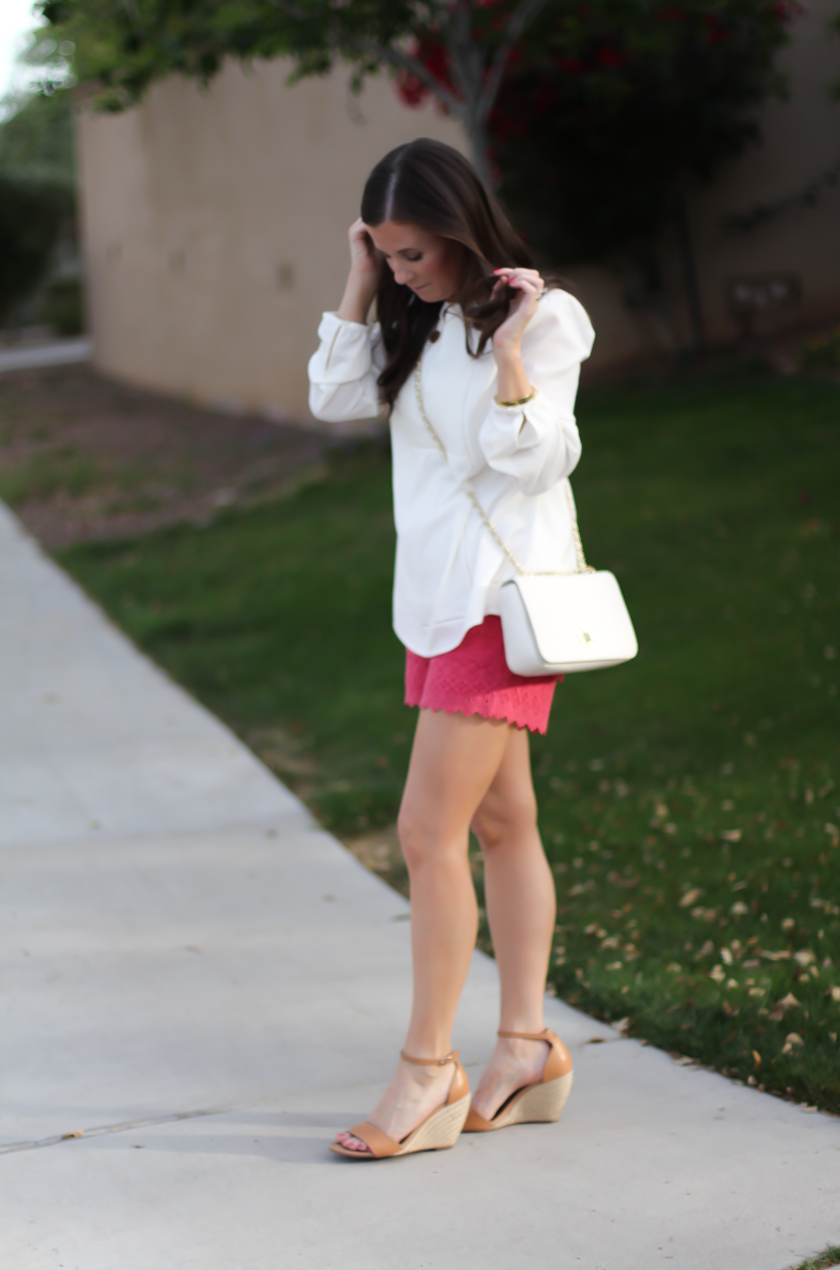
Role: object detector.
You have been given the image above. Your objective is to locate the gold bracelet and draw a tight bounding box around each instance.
[495,388,537,408]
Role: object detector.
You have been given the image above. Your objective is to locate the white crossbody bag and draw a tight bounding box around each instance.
[414,360,638,676]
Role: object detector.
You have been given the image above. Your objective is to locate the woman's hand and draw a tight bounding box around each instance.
[347,218,380,286]
[491,267,544,355]
[337,219,381,323]
[491,267,544,404]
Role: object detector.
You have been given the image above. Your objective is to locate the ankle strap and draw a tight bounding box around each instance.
[401,1049,458,1067]
[497,1029,552,1041]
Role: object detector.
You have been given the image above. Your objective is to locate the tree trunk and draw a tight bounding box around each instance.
[446,5,494,187]
[464,106,492,186]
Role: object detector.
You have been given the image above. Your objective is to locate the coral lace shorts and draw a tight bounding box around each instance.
[404,615,560,735]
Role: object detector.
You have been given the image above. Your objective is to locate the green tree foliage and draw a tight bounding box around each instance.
[39,0,551,180]
[38,0,797,337]
[0,32,79,328]
[392,0,795,340]
[489,0,794,268]
[0,88,75,188]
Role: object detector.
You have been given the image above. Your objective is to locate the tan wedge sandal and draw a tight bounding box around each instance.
[463,1028,573,1133]
[329,1049,471,1160]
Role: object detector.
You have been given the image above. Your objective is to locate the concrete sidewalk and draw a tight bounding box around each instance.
[0,337,92,374]
[1,502,837,1270]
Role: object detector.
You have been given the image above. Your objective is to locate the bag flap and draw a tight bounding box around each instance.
[507,571,638,665]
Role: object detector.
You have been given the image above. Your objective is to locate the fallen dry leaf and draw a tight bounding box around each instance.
[781,1032,804,1055]
[752,1050,762,1066]
[721,829,742,843]
[810,898,840,915]
[607,872,639,889]
[680,888,703,907]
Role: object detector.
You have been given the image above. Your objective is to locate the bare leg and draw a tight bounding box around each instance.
[469,727,556,1120]
[336,708,512,1153]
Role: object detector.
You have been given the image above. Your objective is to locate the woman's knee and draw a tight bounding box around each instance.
[471,786,538,852]
[397,802,459,872]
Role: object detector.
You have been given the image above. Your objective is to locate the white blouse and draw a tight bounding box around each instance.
[307,288,595,658]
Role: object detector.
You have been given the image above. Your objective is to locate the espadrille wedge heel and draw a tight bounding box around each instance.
[329,1049,471,1160]
[463,1028,573,1133]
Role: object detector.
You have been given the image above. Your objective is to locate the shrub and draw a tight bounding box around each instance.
[0,175,70,327]
[42,274,85,336]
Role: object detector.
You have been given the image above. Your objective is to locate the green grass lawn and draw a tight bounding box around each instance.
[793,1248,840,1270]
[59,369,840,1114]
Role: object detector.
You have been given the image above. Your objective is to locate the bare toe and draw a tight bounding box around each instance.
[335,1131,370,1153]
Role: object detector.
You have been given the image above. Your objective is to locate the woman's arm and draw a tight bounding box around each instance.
[490,266,545,405]
[308,219,386,423]
[478,287,595,496]
[337,218,381,323]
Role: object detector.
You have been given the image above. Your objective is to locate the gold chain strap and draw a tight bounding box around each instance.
[413,358,593,578]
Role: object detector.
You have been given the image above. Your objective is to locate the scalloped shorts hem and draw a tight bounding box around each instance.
[404,615,560,736]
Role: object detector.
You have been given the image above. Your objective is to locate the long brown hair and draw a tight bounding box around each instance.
[360,139,540,406]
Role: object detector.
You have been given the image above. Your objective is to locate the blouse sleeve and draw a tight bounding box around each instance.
[307,312,386,423]
[477,289,595,496]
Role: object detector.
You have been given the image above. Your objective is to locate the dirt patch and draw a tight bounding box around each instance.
[0,363,327,549]
[245,725,320,808]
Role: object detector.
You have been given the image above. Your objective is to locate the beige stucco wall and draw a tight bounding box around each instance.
[684,0,840,346]
[77,61,468,420]
[77,8,840,418]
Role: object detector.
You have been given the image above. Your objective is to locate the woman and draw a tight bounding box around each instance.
[308,138,594,1161]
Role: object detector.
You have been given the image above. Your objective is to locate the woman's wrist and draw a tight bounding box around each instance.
[337,271,377,324]
[493,344,533,406]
